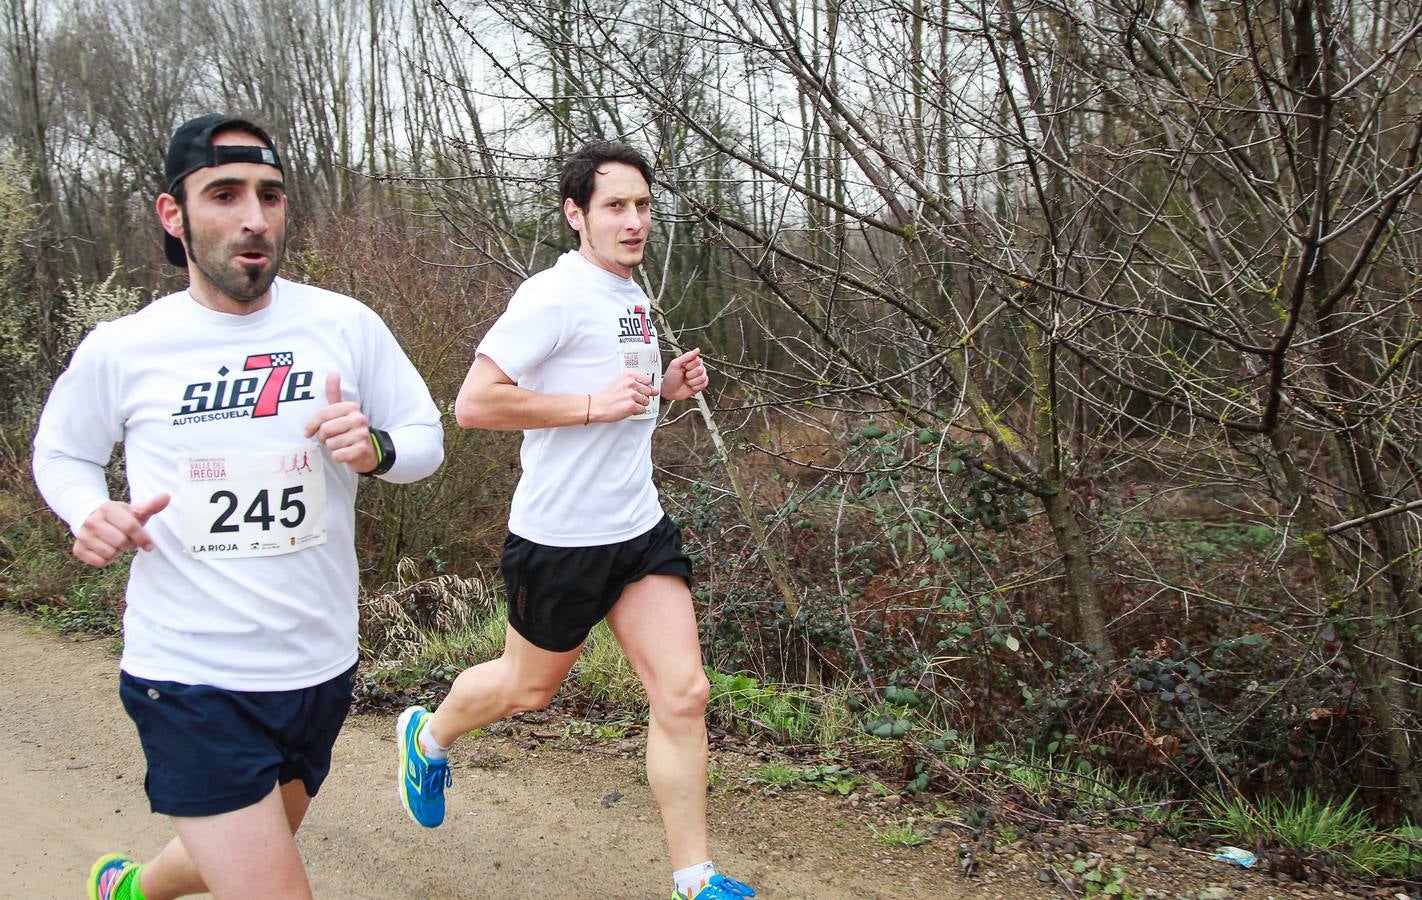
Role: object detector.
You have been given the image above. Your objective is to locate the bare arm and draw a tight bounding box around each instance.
[455,354,657,431]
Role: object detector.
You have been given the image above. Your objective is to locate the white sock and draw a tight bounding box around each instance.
[417,720,450,760]
[673,861,717,898]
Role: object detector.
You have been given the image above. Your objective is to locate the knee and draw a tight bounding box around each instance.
[650,669,711,723]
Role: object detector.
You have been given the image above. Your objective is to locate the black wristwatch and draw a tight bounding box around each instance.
[363,428,396,476]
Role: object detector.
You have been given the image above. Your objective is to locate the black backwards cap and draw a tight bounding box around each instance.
[162,114,284,267]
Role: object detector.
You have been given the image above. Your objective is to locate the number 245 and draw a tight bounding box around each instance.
[209,487,305,533]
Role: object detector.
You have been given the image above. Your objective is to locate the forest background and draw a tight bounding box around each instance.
[2,0,1421,881]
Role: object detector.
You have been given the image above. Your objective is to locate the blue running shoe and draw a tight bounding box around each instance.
[87,853,139,900]
[674,873,757,900]
[397,705,451,827]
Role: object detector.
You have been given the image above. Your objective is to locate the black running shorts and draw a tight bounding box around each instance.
[501,514,693,652]
[118,663,355,817]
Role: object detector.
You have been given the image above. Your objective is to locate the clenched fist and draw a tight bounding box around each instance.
[661,348,708,401]
[592,371,658,422]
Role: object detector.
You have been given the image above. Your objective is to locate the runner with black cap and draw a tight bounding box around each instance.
[33,113,444,900]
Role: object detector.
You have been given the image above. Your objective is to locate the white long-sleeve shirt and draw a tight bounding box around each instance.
[33,278,444,690]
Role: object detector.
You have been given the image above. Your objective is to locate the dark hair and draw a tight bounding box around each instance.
[558,141,653,233]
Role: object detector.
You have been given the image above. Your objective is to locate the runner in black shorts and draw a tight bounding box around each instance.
[396,141,757,900]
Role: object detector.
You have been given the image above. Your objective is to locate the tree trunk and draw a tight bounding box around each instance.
[1271,427,1422,819]
[1027,318,1113,663]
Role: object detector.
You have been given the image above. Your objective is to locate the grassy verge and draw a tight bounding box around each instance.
[1205,790,1422,880]
[0,482,129,637]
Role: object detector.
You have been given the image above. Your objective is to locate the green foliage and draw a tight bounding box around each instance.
[1204,790,1419,877]
[861,685,926,739]
[868,821,931,848]
[846,421,1030,532]
[704,669,858,749]
[363,658,456,696]
[32,566,127,635]
[915,726,1178,826]
[575,621,645,709]
[0,432,129,626]
[746,760,863,796]
[747,762,804,789]
[799,764,863,795]
[809,685,861,750]
[1071,857,1133,897]
[1204,789,1368,850]
[1016,620,1367,799]
[723,425,1035,731]
[1117,517,1282,564]
[685,409,1381,833]
[706,668,816,742]
[1,505,92,608]
[1347,825,1422,879]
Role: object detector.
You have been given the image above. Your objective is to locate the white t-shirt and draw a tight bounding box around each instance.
[32,279,444,690]
[476,251,664,546]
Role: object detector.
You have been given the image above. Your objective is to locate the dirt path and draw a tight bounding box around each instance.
[1,612,974,898]
[2,613,1343,899]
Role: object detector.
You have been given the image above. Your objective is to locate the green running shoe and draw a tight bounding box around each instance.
[87,853,139,900]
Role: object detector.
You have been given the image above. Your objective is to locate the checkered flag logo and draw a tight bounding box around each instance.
[244,351,296,418]
[246,352,293,369]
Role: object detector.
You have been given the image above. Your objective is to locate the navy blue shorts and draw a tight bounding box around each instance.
[502,514,693,652]
[118,663,356,817]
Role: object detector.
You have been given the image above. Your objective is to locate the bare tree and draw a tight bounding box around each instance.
[421,0,1422,811]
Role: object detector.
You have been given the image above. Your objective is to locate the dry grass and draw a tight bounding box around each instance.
[359,557,502,665]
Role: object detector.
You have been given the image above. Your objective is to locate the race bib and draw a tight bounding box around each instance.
[178,447,327,559]
[620,303,661,421]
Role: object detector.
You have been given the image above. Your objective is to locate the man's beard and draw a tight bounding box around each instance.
[182,207,285,304]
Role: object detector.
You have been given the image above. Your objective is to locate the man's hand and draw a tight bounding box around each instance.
[304,372,377,473]
[73,494,171,567]
[592,371,658,422]
[661,348,708,401]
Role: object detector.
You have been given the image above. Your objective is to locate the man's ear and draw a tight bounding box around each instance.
[563,197,583,234]
[156,193,184,239]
